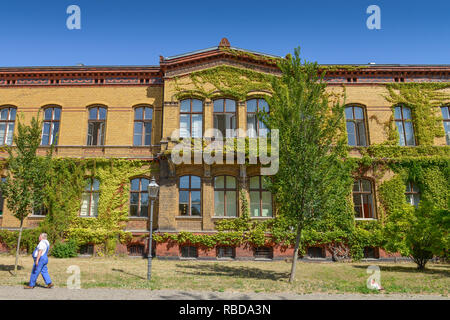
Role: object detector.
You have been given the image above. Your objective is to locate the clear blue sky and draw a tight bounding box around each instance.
[0,0,448,67]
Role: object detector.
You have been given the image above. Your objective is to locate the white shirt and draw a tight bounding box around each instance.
[33,240,50,258]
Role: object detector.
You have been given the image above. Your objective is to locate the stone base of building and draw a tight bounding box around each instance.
[0,232,408,262]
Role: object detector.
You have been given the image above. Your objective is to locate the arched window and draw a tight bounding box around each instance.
[0,106,16,146]
[130,178,149,217]
[180,99,203,138]
[80,178,100,217]
[405,181,420,208]
[353,179,376,219]
[249,176,272,217]
[344,105,367,146]
[41,106,61,146]
[179,175,201,216]
[133,106,153,146]
[394,105,415,146]
[87,106,107,146]
[247,98,269,138]
[214,176,237,217]
[213,99,236,138]
[441,105,450,145]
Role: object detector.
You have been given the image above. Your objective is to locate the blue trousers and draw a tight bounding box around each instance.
[29,256,52,287]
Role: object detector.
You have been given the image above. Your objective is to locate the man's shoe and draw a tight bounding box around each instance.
[47,283,54,289]
[24,285,34,289]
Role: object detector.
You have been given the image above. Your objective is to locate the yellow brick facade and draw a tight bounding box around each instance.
[0,42,449,260]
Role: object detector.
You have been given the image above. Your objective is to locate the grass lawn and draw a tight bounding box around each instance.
[0,254,448,295]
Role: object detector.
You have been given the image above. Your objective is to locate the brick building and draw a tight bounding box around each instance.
[0,39,449,260]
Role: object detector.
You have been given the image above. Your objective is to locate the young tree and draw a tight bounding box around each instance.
[384,201,449,270]
[0,114,52,275]
[263,48,347,283]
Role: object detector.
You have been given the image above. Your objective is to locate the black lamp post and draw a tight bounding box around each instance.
[147,176,159,280]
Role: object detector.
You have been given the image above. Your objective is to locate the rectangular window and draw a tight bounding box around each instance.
[33,206,48,216]
[364,247,378,259]
[214,176,237,217]
[247,99,269,138]
[217,246,235,258]
[87,107,107,146]
[41,107,61,146]
[213,99,236,138]
[128,244,145,256]
[254,247,273,259]
[353,179,376,219]
[180,99,203,138]
[394,106,415,146]
[249,176,273,217]
[181,246,198,258]
[129,178,150,217]
[345,106,367,146]
[0,107,16,146]
[179,176,201,216]
[80,178,100,217]
[87,122,105,146]
[133,106,152,146]
[79,244,94,255]
[307,247,325,258]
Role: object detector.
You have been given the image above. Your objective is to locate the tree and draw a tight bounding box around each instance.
[384,201,449,270]
[0,114,52,275]
[263,48,347,283]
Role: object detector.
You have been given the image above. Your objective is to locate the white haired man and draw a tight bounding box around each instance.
[24,233,54,289]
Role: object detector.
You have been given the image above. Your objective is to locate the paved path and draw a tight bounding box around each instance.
[0,286,447,300]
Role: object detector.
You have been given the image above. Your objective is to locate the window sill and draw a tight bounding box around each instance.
[175,216,202,219]
[250,216,273,220]
[28,215,46,219]
[211,216,238,219]
[355,218,377,221]
[79,216,98,218]
[128,216,148,220]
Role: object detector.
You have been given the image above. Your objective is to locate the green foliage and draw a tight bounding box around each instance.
[384,201,449,269]
[174,65,274,101]
[262,46,349,271]
[34,158,148,254]
[0,228,41,254]
[0,114,52,223]
[363,145,450,158]
[349,221,384,260]
[51,239,79,258]
[378,174,406,222]
[384,83,450,146]
[39,158,87,243]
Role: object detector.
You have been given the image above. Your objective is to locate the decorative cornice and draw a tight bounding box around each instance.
[0,42,449,87]
[0,66,163,87]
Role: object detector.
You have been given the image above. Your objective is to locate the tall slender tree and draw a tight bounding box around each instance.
[0,114,52,275]
[263,48,347,282]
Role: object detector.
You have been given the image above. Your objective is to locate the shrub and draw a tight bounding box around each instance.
[51,239,79,258]
[384,201,449,270]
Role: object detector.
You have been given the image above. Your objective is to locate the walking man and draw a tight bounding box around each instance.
[24,233,54,289]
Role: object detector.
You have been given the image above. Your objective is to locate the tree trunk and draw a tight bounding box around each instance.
[13,219,24,276]
[289,224,302,283]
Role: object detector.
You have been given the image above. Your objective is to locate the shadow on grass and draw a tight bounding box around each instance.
[111,268,146,280]
[352,264,450,276]
[176,263,289,281]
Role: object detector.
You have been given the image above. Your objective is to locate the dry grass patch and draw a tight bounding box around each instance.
[0,254,448,295]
